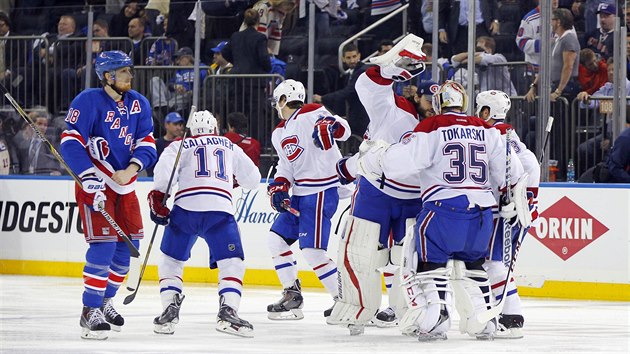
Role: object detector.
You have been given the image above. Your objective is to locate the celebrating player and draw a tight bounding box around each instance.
[60,50,157,340]
[357,81,528,341]
[266,79,351,320]
[148,111,261,338]
[328,33,429,333]
[475,90,540,338]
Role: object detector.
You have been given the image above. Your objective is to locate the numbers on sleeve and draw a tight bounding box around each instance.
[442,142,488,185]
[194,147,228,180]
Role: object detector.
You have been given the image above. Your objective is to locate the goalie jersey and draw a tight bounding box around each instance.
[153,134,261,214]
[380,112,525,207]
[60,88,157,195]
[271,104,351,196]
[355,66,423,200]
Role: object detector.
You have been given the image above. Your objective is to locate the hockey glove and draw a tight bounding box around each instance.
[336,157,356,185]
[88,136,110,161]
[267,181,291,213]
[80,172,107,211]
[312,116,342,150]
[148,190,170,225]
[380,54,426,82]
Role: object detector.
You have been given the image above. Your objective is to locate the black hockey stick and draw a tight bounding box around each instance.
[0,83,139,257]
[124,106,196,305]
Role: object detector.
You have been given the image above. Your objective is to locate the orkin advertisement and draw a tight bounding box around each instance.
[1,178,629,300]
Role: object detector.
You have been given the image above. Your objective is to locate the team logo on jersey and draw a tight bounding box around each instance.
[529,196,609,261]
[130,100,142,114]
[400,131,415,144]
[281,135,303,162]
[116,101,127,117]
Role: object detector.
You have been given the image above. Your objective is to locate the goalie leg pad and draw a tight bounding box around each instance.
[451,259,497,339]
[328,216,388,327]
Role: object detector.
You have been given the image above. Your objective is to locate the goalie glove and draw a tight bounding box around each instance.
[370,34,426,82]
[312,116,343,150]
[267,180,291,213]
[148,190,170,225]
[356,140,390,178]
[80,172,107,211]
[499,174,533,228]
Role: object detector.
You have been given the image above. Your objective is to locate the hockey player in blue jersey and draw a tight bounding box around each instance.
[60,50,157,340]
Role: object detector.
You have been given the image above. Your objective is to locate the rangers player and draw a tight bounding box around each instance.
[148,111,261,338]
[266,79,351,320]
[60,50,157,340]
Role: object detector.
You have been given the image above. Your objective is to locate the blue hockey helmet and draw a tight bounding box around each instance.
[95,50,133,81]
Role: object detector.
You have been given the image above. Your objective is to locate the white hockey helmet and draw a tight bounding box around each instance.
[475,90,511,121]
[431,80,468,115]
[272,79,306,106]
[189,110,218,136]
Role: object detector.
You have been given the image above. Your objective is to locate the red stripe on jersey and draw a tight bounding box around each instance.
[365,66,393,86]
[492,122,513,135]
[413,114,492,133]
[140,134,156,144]
[394,95,419,119]
[296,104,324,116]
[61,131,86,145]
[279,250,293,257]
[176,185,232,198]
[222,277,243,285]
[92,159,138,185]
[295,175,338,183]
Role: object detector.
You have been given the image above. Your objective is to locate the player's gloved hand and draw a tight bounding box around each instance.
[148,190,170,225]
[88,136,110,161]
[499,200,517,222]
[80,172,107,211]
[267,181,291,212]
[336,157,356,185]
[312,116,342,150]
[380,54,426,82]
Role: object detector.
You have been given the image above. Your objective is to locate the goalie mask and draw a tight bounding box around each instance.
[431,80,468,115]
[189,110,218,136]
[475,90,511,121]
[272,79,305,120]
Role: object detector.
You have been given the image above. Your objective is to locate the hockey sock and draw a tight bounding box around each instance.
[302,248,339,298]
[217,257,245,311]
[484,260,523,315]
[104,240,139,298]
[268,231,298,288]
[83,242,116,308]
[380,263,397,302]
[158,253,185,309]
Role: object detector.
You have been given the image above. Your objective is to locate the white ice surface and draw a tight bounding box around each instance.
[1,275,629,353]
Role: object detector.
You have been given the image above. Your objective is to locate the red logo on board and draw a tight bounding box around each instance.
[528,196,609,261]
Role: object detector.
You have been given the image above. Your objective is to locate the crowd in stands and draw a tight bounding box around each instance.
[0,0,628,182]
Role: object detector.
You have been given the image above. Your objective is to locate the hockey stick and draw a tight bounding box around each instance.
[0,83,139,257]
[265,163,300,217]
[124,106,196,305]
[538,116,554,164]
[502,129,512,268]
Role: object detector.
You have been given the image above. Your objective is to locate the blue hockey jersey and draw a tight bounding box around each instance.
[61,88,157,195]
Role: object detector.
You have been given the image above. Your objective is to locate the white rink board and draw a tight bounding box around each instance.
[0,177,629,286]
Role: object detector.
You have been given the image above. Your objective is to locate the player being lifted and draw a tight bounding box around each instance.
[357,81,529,341]
[266,79,351,320]
[475,90,540,339]
[328,34,430,333]
[148,111,261,337]
[60,51,157,340]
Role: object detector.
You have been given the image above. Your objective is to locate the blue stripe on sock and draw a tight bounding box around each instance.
[386,284,392,289]
[160,286,182,293]
[318,268,337,280]
[275,262,295,270]
[219,288,242,296]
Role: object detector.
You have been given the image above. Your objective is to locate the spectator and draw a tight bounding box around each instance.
[241,0,296,56]
[377,39,394,55]
[146,111,184,177]
[450,36,517,96]
[142,0,169,36]
[166,0,195,50]
[606,111,630,183]
[224,112,261,166]
[209,41,232,75]
[150,46,208,120]
[577,48,608,94]
[573,0,615,34]
[0,115,17,174]
[128,17,149,65]
[516,0,560,75]
[582,2,615,60]
[313,43,370,135]
[223,9,271,75]
[11,110,62,175]
[146,14,176,66]
[408,0,436,45]
[439,0,500,56]
[110,0,141,37]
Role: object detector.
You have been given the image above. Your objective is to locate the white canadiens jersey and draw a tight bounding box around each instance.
[153,134,261,213]
[381,112,524,207]
[355,66,423,199]
[272,104,351,196]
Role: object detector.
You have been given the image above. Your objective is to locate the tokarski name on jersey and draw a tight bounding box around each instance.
[182,136,234,150]
[441,127,485,142]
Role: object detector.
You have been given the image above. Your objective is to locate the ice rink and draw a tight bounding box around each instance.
[0,275,628,353]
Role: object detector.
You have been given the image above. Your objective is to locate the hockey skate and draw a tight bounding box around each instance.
[267,279,304,320]
[101,297,124,332]
[370,307,399,328]
[216,299,254,338]
[495,314,524,339]
[475,318,497,341]
[402,305,449,342]
[80,306,111,340]
[153,293,185,335]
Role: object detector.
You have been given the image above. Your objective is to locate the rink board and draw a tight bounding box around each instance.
[0,177,629,301]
